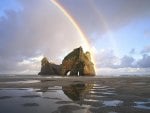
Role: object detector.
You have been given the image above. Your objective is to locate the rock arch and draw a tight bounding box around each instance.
[38,47,95,76]
[61,47,95,76]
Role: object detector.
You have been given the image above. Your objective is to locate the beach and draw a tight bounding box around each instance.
[0,75,149,113]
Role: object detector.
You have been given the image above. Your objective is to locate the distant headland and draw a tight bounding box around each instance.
[38,47,95,76]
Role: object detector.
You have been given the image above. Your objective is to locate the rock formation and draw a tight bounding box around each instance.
[61,47,95,76]
[38,57,61,75]
[38,47,95,76]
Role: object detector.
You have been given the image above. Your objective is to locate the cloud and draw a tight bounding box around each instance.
[141,46,150,54]
[119,56,135,68]
[97,67,150,75]
[96,49,120,68]
[137,54,150,68]
[96,49,150,75]
[129,48,135,54]
[59,0,150,35]
[96,50,150,69]
[0,0,88,74]
[96,49,135,68]
[1,0,150,75]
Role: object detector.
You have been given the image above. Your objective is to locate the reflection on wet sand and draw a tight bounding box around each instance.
[62,83,117,106]
[0,77,150,113]
[62,83,93,102]
[134,100,150,110]
[52,105,85,113]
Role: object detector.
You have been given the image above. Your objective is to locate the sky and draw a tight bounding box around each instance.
[0,0,150,75]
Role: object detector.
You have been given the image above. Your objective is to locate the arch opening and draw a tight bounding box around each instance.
[65,70,71,76]
[77,71,79,76]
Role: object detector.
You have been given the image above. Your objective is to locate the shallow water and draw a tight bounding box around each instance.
[0,76,150,113]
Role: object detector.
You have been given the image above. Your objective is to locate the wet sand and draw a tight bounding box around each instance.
[0,75,149,113]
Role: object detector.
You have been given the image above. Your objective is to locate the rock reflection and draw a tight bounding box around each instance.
[36,86,49,93]
[62,83,94,105]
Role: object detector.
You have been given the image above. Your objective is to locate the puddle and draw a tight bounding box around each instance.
[84,99,99,102]
[36,89,56,92]
[56,101,73,104]
[0,96,12,99]
[23,103,39,107]
[90,88,108,91]
[134,101,150,110]
[92,86,109,89]
[101,92,116,95]
[48,86,62,90]
[89,91,116,96]
[52,105,84,113]
[89,91,98,94]
[21,95,41,98]
[3,80,40,84]
[103,100,123,107]
[43,97,62,100]
[93,84,101,87]
[86,94,105,98]
[0,77,149,113]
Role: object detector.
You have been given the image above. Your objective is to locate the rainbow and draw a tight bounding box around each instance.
[87,0,118,54]
[50,0,96,71]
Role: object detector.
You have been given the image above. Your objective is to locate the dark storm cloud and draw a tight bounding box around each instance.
[0,0,87,74]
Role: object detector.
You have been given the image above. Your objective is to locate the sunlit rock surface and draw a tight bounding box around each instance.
[61,47,95,76]
[39,47,95,76]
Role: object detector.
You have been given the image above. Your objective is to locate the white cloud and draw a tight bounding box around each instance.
[96,49,121,68]
[97,67,150,76]
[0,0,89,74]
[96,49,150,75]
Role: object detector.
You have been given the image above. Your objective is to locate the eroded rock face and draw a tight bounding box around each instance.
[38,57,61,75]
[61,47,95,76]
[38,47,96,76]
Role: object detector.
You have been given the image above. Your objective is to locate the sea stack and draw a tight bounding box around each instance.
[61,47,95,76]
[38,57,61,75]
[38,47,95,76]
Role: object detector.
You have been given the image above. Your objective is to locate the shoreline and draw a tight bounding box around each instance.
[0,75,149,89]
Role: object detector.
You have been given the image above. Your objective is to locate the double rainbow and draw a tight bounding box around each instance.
[51,0,96,71]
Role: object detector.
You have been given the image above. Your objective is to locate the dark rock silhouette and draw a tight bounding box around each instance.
[38,57,61,75]
[38,47,95,76]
